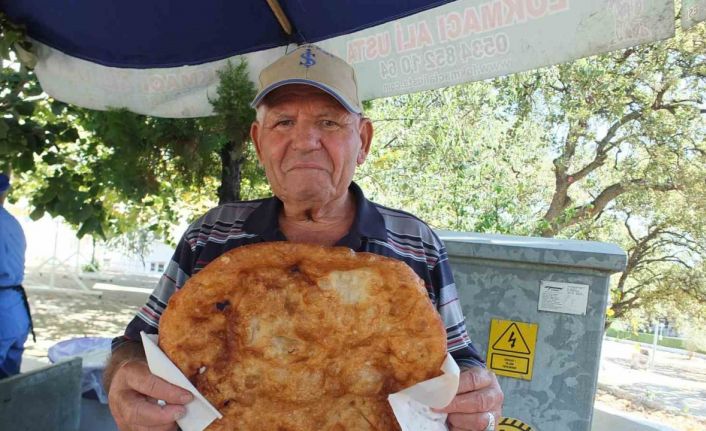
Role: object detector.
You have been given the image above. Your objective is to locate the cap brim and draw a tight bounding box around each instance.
[250,79,362,114]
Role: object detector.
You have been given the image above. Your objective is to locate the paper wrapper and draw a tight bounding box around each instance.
[388,354,460,431]
[141,332,222,431]
[142,331,459,431]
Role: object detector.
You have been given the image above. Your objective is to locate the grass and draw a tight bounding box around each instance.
[606,328,706,354]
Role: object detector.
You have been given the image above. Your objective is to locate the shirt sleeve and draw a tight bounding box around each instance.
[111,233,195,352]
[432,246,486,368]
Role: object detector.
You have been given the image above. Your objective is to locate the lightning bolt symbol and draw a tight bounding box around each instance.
[508,331,517,349]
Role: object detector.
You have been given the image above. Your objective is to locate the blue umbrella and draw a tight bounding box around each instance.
[1,1,458,68]
[0,0,695,117]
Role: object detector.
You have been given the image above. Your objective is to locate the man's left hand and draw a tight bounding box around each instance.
[434,367,504,431]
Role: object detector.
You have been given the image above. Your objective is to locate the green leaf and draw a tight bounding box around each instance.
[59,127,80,142]
[24,83,44,97]
[0,119,8,139]
[77,204,94,222]
[36,186,58,204]
[51,101,67,116]
[15,151,34,172]
[76,220,92,238]
[29,207,44,221]
[15,101,35,116]
[0,40,10,61]
[42,153,59,165]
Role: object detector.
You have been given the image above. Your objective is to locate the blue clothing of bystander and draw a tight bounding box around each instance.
[0,289,30,377]
[0,205,31,378]
[0,206,26,287]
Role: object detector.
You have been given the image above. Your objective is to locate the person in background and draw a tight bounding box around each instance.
[0,172,34,378]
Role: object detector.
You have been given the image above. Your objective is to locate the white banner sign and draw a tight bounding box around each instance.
[319,0,676,102]
[33,0,676,117]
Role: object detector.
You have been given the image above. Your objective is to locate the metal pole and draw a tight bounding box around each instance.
[50,219,59,288]
[650,322,659,368]
[76,239,81,273]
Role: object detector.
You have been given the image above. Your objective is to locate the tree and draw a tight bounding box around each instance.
[359,84,551,235]
[531,30,705,239]
[362,16,706,325]
[1,14,267,242]
[508,17,706,326]
[210,61,261,204]
[606,185,706,327]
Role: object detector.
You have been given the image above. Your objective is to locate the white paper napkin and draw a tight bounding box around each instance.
[140,332,222,431]
[388,354,460,431]
[142,331,458,431]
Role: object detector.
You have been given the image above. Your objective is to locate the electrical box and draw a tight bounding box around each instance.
[0,358,82,431]
[440,231,627,431]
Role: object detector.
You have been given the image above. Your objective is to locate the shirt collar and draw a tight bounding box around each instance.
[242,195,284,242]
[344,181,387,245]
[242,182,387,247]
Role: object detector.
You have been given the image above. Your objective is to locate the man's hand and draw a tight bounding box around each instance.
[108,360,193,431]
[434,367,504,431]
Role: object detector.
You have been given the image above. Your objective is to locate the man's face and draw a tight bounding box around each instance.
[251,85,373,207]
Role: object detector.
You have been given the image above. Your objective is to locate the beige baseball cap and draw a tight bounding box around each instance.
[251,44,363,114]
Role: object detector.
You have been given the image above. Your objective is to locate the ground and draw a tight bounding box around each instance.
[596,338,706,430]
[594,390,706,431]
[19,271,706,430]
[21,270,151,361]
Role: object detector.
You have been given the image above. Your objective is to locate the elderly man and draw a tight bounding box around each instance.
[0,173,33,379]
[105,45,503,431]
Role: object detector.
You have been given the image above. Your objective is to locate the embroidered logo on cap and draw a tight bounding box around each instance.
[299,48,316,68]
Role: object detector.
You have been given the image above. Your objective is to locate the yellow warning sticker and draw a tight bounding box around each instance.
[487,319,538,380]
[498,417,535,431]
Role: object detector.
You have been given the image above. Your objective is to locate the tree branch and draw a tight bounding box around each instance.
[623,213,639,243]
[599,110,643,149]
[686,146,706,157]
[539,109,644,237]
[639,256,693,268]
[564,180,681,230]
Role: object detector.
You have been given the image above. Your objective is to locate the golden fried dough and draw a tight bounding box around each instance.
[159,242,447,431]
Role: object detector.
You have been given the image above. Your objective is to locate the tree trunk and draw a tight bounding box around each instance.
[218,140,244,205]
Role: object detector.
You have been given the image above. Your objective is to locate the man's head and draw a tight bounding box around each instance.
[0,173,10,205]
[250,45,373,209]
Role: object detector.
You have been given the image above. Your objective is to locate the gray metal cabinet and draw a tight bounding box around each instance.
[440,231,626,431]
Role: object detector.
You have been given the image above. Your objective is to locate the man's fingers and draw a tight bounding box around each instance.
[447,412,493,431]
[457,367,494,394]
[435,386,499,413]
[134,426,178,431]
[433,367,504,417]
[123,361,193,405]
[132,420,180,431]
[108,359,191,430]
[123,390,187,427]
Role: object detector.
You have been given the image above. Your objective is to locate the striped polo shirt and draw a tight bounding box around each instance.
[115,182,484,368]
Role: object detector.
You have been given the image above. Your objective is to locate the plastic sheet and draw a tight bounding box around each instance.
[48,337,112,404]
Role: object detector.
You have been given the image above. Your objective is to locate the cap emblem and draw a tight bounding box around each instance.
[299,48,316,68]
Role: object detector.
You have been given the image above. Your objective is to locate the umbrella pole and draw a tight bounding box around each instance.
[265,0,293,36]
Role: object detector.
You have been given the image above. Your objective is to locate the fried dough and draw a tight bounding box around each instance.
[159,242,447,431]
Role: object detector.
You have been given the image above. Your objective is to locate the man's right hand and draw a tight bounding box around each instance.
[108,360,193,431]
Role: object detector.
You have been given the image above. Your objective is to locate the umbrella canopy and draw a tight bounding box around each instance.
[1,0,700,118]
